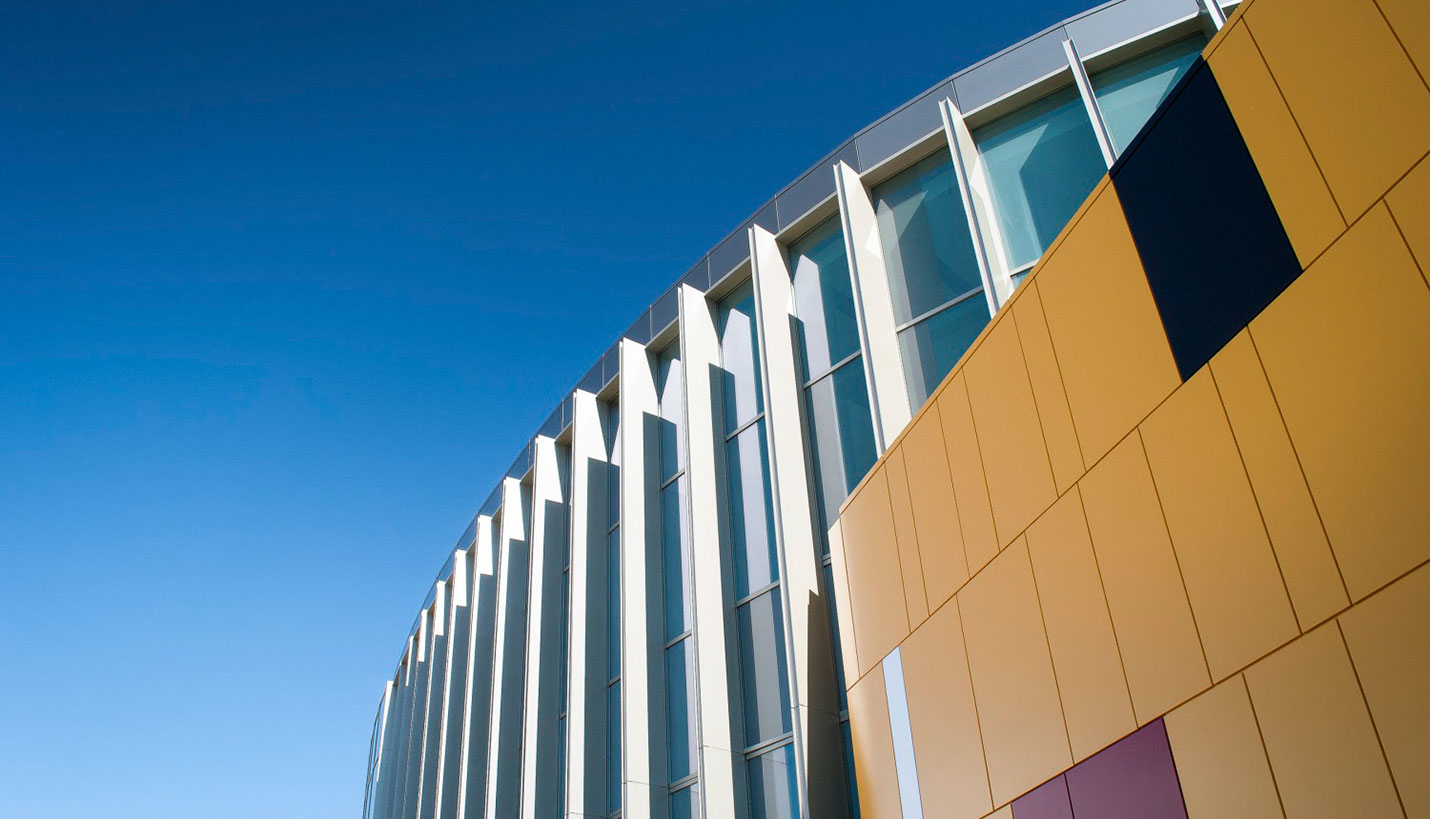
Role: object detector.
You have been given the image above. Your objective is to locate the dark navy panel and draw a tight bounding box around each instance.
[1110,59,1300,381]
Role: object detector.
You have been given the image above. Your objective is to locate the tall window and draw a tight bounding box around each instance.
[604,400,623,819]
[873,149,993,409]
[974,85,1105,277]
[718,284,798,819]
[657,346,700,816]
[786,217,879,531]
[786,218,872,818]
[1093,36,1207,154]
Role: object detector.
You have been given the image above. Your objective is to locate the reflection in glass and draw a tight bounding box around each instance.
[1094,36,1206,154]
[975,86,1105,269]
[873,150,983,322]
[726,423,779,598]
[719,285,764,432]
[738,589,792,745]
[670,783,699,819]
[658,352,686,482]
[805,363,878,534]
[788,218,861,375]
[607,682,622,815]
[898,296,990,408]
[607,527,621,679]
[748,743,798,819]
[661,481,692,640]
[665,639,697,781]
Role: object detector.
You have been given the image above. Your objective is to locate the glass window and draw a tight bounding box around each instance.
[719,285,764,432]
[657,351,686,482]
[661,481,692,641]
[726,423,779,598]
[1093,36,1207,154]
[975,86,1105,270]
[748,743,798,819]
[874,150,983,322]
[842,720,859,819]
[788,218,861,375]
[607,527,621,680]
[607,682,622,815]
[670,784,699,819]
[788,217,879,546]
[737,589,792,745]
[804,363,878,533]
[665,639,697,781]
[898,295,990,408]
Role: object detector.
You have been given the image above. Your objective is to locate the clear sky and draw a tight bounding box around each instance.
[1,0,1092,815]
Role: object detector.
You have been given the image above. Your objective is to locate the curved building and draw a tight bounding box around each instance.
[361,0,1430,816]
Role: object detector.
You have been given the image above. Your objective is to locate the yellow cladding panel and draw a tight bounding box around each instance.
[964,310,1058,547]
[1250,205,1430,600]
[1208,21,1345,265]
[1245,624,1403,819]
[885,447,929,627]
[847,668,903,819]
[900,402,969,608]
[958,539,1072,806]
[1080,432,1210,723]
[1140,370,1299,680]
[1013,281,1085,493]
[840,467,910,678]
[1026,487,1135,761]
[1339,565,1430,818]
[1374,0,1430,82]
[1164,676,1286,819]
[1388,156,1430,287]
[1246,0,1430,220]
[1036,187,1179,466]
[901,598,993,819]
[1210,331,1348,630]
[937,374,999,574]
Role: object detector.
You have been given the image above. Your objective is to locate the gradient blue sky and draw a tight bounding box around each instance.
[1,0,1091,815]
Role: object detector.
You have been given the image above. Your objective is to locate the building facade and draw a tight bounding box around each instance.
[362,0,1430,816]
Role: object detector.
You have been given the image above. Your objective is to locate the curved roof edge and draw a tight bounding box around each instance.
[390,0,1233,664]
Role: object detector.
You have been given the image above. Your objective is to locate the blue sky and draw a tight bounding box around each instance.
[0,0,1091,815]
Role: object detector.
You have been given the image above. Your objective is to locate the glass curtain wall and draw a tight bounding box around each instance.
[786,218,879,532]
[605,400,623,819]
[1092,35,1208,154]
[656,346,700,816]
[717,284,798,819]
[974,85,1105,281]
[786,217,875,818]
[872,149,994,409]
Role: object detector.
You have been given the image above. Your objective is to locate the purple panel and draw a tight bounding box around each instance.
[1013,774,1075,819]
[1065,719,1188,819]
